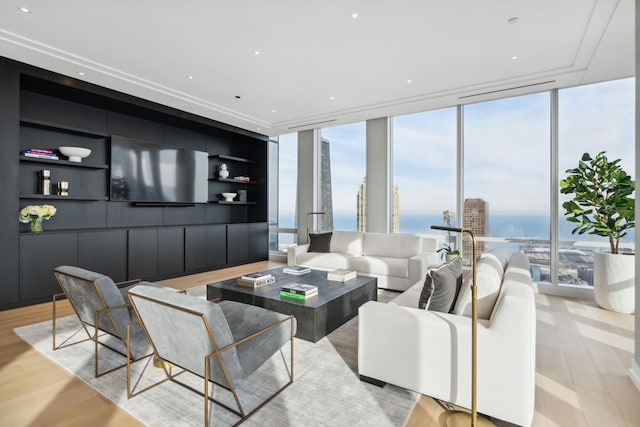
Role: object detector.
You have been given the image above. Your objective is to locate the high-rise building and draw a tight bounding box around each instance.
[357,177,400,232]
[319,138,334,231]
[463,198,488,257]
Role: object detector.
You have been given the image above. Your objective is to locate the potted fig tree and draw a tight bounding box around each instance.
[560,151,635,313]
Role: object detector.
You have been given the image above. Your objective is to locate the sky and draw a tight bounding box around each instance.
[277,77,635,223]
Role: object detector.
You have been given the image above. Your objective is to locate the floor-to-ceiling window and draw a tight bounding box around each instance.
[557,78,635,286]
[320,122,366,231]
[268,133,298,253]
[463,93,551,275]
[393,108,457,242]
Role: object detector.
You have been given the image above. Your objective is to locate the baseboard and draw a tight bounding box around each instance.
[630,359,640,391]
[359,375,386,387]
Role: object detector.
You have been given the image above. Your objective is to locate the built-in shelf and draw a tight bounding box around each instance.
[209,154,256,164]
[20,117,109,138]
[20,156,109,169]
[208,177,256,184]
[19,194,109,201]
[209,201,257,205]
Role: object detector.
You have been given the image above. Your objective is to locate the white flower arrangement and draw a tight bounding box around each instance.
[19,204,57,223]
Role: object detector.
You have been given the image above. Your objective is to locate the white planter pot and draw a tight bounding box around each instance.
[593,252,635,314]
[445,254,459,263]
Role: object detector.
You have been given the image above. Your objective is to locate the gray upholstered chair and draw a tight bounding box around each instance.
[52,266,156,386]
[127,283,296,426]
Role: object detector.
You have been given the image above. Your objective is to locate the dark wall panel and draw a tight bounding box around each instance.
[185,226,207,271]
[227,223,249,264]
[158,227,184,276]
[207,225,227,267]
[128,229,158,280]
[78,230,127,282]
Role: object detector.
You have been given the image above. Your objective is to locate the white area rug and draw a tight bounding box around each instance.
[14,288,418,426]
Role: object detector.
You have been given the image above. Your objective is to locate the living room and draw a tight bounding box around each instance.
[0,2,638,426]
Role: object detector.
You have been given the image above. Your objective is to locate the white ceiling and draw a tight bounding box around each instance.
[0,0,634,137]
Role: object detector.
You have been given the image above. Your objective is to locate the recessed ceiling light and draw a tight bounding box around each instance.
[187,75,194,79]
[17,6,31,14]
[511,55,518,60]
[407,79,413,84]
[329,96,336,101]
[235,95,241,99]
[253,50,261,55]
[271,109,276,113]
[77,71,85,76]
[352,13,359,19]
[507,17,519,24]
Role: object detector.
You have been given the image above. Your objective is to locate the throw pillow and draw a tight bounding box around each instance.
[308,232,332,253]
[418,257,462,312]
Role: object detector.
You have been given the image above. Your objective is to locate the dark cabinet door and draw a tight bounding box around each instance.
[185,226,207,271]
[248,222,268,260]
[158,227,184,276]
[78,230,127,282]
[226,223,249,264]
[128,229,158,279]
[20,232,78,300]
[207,224,227,268]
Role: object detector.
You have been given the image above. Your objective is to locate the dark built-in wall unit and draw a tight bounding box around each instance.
[0,57,269,310]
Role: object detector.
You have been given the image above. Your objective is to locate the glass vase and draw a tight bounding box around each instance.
[30,217,43,233]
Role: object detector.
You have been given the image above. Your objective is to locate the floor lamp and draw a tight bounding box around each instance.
[431,225,495,427]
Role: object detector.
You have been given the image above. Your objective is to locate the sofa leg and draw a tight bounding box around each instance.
[359,375,386,387]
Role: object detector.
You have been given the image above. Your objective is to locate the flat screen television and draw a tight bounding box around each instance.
[110,136,208,204]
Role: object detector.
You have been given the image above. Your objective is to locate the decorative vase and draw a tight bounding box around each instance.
[445,254,459,263]
[30,217,43,233]
[219,163,229,179]
[593,252,635,314]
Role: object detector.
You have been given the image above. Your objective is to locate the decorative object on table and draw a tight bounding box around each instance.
[233,176,251,182]
[58,146,91,162]
[56,181,69,196]
[280,283,318,299]
[218,163,229,178]
[240,272,273,282]
[436,209,460,262]
[283,266,311,275]
[23,148,59,160]
[221,192,237,202]
[430,225,496,427]
[560,151,635,313]
[19,204,57,233]
[236,275,275,288]
[237,189,247,202]
[327,269,357,282]
[40,169,51,195]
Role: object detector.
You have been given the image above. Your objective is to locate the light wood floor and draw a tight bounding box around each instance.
[1,260,638,426]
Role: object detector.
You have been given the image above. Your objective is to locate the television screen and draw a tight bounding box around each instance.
[110,136,208,204]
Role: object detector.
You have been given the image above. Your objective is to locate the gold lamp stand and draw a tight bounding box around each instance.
[431,225,496,427]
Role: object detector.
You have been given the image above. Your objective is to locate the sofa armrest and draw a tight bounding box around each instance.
[287,243,310,266]
[408,252,440,287]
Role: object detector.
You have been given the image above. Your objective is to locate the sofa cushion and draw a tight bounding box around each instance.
[329,231,364,255]
[418,257,462,311]
[296,252,352,270]
[363,232,422,258]
[308,232,332,253]
[349,256,409,278]
[453,253,504,320]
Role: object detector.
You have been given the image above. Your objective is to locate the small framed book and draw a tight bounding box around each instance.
[282,266,311,275]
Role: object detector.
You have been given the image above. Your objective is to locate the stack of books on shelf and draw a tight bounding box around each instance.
[280,283,318,300]
[327,269,357,282]
[282,266,311,275]
[22,148,59,160]
[236,272,275,288]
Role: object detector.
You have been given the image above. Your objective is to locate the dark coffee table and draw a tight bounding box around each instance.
[206,267,377,342]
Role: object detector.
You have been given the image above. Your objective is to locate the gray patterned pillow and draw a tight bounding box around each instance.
[419,257,463,312]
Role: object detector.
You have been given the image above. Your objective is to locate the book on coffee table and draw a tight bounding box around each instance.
[280,283,318,299]
[237,276,275,288]
[283,266,311,275]
[327,269,357,282]
[240,272,273,282]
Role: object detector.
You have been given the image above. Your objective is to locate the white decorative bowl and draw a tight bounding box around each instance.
[221,192,237,202]
[59,146,92,162]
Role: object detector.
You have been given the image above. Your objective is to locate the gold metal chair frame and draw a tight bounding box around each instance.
[128,292,295,427]
[52,272,151,378]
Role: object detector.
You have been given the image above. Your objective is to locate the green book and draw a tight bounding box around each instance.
[280,291,307,300]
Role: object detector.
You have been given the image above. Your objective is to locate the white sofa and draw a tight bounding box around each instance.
[358,252,536,427]
[287,230,439,291]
